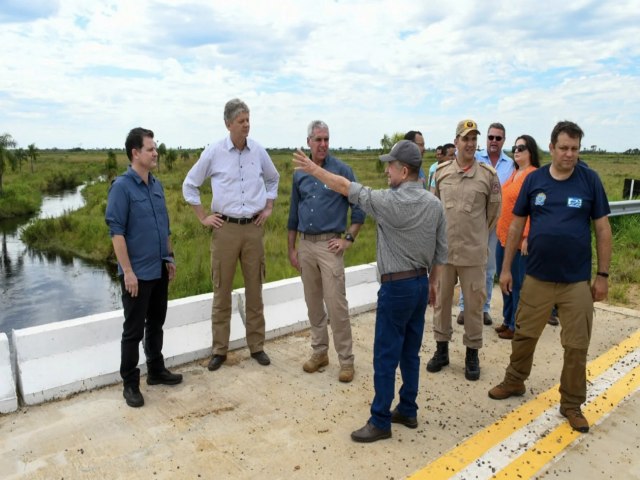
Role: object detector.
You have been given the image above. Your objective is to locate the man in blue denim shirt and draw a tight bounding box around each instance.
[105,127,182,408]
[287,120,365,383]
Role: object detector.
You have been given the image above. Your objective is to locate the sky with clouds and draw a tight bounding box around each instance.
[1,0,639,152]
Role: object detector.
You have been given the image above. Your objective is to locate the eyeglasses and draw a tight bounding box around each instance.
[511,144,528,153]
[488,135,503,142]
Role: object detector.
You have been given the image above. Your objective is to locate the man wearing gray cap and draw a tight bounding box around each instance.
[293,140,447,443]
[427,119,501,382]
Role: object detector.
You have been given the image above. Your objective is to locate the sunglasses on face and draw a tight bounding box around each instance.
[512,144,528,153]
[488,135,503,141]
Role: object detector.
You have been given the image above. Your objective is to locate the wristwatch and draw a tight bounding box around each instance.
[344,233,355,243]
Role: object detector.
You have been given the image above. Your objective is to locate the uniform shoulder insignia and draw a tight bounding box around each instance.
[436,160,453,171]
[479,162,497,174]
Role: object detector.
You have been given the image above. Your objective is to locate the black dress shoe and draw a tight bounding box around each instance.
[351,422,391,443]
[251,351,271,366]
[483,312,493,325]
[123,385,144,408]
[147,368,183,385]
[390,407,418,429]
[208,354,227,371]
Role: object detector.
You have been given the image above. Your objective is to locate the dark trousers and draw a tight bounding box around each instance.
[495,243,526,330]
[120,267,169,388]
[369,274,429,430]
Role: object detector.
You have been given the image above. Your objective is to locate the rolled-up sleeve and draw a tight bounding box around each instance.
[261,151,280,200]
[182,150,212,206]
[105,182,128,237]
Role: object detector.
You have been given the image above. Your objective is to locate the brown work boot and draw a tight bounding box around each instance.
[303,352,329,373]
[338,365,354,383]
[498,328,514,340]
[560,406,589,433]
[488,381,526,400]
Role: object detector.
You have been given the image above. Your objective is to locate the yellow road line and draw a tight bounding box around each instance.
[408,329,640,480]
[493,364,640,479]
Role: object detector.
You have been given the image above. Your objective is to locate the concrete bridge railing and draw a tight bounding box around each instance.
[1,263,380,412]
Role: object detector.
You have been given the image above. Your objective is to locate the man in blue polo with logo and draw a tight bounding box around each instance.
[488,121,612,434]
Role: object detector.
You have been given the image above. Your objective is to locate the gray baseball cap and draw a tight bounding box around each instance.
[379,140,422,167]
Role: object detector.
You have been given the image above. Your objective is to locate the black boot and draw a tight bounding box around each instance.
[465,347,480,381]
[426,341,449,372]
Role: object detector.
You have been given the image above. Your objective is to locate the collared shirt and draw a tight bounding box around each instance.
[434,160,502,266]
[182,136,280,217]
[348,181,447,275]
[105,166,172,280]
[288,155,365,234]
[475,149,514,185]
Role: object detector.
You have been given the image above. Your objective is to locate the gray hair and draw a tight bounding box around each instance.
[224,98,250,125]
[488,122,506,135]
[307,120,329,138]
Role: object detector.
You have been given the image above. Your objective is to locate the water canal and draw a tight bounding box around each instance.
[0,185,121,333]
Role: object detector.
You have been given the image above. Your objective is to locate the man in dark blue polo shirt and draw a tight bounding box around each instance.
[105,127,182,408]
[287,120,365,383]
[488,121,612,433]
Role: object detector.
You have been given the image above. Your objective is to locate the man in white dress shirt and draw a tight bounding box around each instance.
[182,98,280,371]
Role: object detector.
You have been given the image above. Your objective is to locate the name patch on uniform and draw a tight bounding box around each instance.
[567,197,582,208]
[534,192,546,206]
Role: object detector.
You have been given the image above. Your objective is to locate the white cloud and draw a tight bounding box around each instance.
[0,0,639,151]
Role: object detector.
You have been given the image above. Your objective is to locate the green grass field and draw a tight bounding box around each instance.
[2,148,639,305]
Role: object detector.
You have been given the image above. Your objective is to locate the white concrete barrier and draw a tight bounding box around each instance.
[0,333,18,413]
[12,266,381,406]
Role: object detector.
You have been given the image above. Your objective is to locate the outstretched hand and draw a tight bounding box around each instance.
[292,149,316,174]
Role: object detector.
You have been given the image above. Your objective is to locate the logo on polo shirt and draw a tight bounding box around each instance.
[567,197,582,208]
[535,192,546,206]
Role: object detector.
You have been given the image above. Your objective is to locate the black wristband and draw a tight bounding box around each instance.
[596,272,609,278]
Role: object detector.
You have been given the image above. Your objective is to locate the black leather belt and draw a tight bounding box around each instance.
[220,214,257,225]
[380,268,428,283]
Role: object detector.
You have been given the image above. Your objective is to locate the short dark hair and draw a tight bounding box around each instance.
[404,130,423,142]
[488,122,506,135]
[550,121,584,146]
[125,127,154,161]
[442,142,455,151]
[513,135,541,169]
[435,145,443,153]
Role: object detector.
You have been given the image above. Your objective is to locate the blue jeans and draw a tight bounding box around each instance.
[495,243,526,330]
[369,275,428,431]
[459,228,497,313]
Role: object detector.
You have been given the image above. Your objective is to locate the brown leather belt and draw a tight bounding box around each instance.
[220,214,257,225]
[300,232,341,241]
[380,268,428,283]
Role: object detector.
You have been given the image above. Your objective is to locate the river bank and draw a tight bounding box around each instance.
[0,184,120,333]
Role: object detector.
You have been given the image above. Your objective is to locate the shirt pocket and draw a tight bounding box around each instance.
[151,191,168,216]
[129,192,152,218]
[462,187,484,215]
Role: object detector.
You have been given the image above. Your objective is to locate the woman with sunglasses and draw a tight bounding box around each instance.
[494,135,541,339]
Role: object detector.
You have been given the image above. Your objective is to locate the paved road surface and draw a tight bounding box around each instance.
[1,292,638,479]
